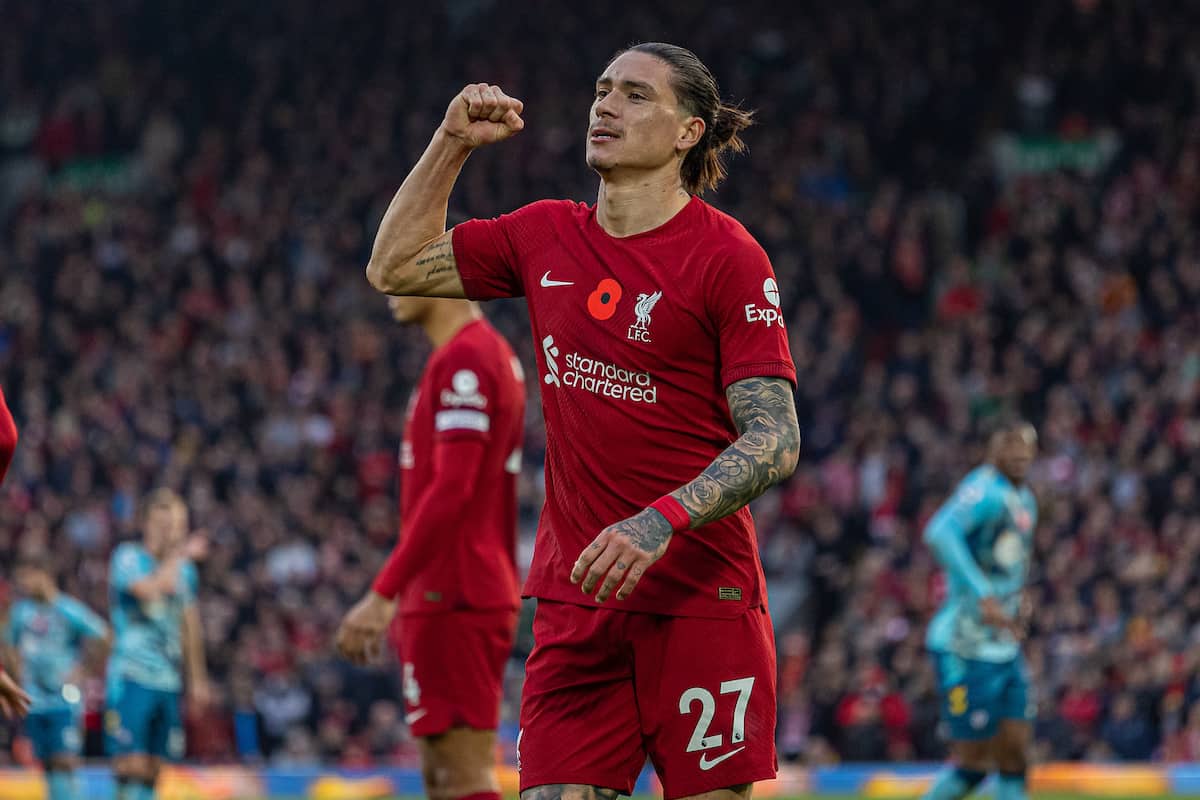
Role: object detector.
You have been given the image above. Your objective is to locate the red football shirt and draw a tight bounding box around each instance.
[0,386,16,485]
[453,197,796,618]
[373,318,526,614]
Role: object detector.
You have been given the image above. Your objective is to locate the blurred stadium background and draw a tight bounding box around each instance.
[4,0,1200,796]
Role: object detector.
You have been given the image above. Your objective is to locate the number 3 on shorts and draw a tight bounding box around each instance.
[949,685,968,716]
[678,677,755,752]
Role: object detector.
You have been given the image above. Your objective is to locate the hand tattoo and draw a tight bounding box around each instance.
[674,376,800,527]
[610,506,673,555]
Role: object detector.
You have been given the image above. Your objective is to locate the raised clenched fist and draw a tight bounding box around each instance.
[441,83,525,149]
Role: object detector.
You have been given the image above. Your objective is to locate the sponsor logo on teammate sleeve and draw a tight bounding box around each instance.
[434,369,491,431]
[434,410,490,432]
[440,369,487,408]
[743,278,785,328]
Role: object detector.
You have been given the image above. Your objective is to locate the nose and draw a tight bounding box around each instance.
[594,92,619,120]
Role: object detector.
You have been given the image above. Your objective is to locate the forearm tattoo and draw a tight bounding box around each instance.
[675,377,801,528]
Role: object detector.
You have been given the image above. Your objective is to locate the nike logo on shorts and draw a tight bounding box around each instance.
[540,271,574,287]
[698,746,745,771]
[404,709,428,725]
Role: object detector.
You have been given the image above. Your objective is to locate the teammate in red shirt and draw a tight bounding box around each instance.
[0,384,33,718]
[336,295,525,800]
[362,42,800,800]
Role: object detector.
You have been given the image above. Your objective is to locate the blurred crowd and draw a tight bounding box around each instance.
[3,0,1200,767]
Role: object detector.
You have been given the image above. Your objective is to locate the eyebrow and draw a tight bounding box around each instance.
[595,77,658,96]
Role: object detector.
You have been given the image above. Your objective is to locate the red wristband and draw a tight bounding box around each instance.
[650,495,690,533]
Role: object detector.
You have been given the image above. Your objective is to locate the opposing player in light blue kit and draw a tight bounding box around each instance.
[106,488,210,800]
[922,417,1038,800]
[4,553,108,800]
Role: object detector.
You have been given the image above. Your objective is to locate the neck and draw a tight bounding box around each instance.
[421,301,481,349]
[595,166,691,238]
[35,587,58,603]
[989,463,1019,487]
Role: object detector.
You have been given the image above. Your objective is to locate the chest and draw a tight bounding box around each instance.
[526,236,723,382]
[19,610,68,651]
[975,495,1035,573]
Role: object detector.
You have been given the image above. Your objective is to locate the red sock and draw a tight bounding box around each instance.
[455,793,500,800]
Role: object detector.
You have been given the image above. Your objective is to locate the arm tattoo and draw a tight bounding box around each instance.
[674,376,800,528]
[413,238,456,282]
[521,785,621,800]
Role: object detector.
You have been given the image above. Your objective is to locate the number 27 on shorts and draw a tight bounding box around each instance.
[678,677,754,769]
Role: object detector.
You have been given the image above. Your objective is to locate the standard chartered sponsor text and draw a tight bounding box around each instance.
[562,352,658,404]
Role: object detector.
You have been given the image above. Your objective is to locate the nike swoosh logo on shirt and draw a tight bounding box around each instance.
[698,746,746,771]
[404,709,428,725]
[540,271,574,287]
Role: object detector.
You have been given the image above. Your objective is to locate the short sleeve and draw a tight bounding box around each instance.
[63,597,108,640]
[945,479,1004,533]
[110,545,150,592]
[706,238,797,388]
[451,200,565,300]
[429,353,496,442]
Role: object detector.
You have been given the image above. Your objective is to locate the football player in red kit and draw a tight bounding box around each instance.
[0,385,34,718]
[336,296,525,800]
[362,42,799,800]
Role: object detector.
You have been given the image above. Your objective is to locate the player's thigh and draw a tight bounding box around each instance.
[148,689,186,762]
[37,708,82,765]
[520,785,622,800]
[635,606,777,800]
[419,727,499,799]
[932,651,1007,744]
[677,782,754,800]
[397,609,516,738]
[992,719,1032,774]
[947,738,993,773]
[106,679,155,762]
[518,601,644,796]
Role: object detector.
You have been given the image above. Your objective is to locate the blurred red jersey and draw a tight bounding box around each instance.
[0,386,16,485]
[373,318,526,614]
[453,197,796,618]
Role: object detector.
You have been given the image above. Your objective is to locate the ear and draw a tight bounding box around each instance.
[676,115,705,156]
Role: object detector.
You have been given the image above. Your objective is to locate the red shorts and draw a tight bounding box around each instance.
[391,608,517,738]
[518,601,777,799]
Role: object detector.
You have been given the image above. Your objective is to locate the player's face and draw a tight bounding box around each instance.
[993,425,1038,484]
[14,566,46,597]
[587,52,703,177]
[144,503,188,555]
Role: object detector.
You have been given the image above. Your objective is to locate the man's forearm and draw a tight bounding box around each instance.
[130,553,185,602]
[365,129,471,295]
[182,608,206,687]
[673,377,801,528]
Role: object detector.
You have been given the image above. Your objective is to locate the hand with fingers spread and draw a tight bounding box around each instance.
[442,83,526,149]
[571,507,675,603]
[335,591,397,666]
[0,669,31,718]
